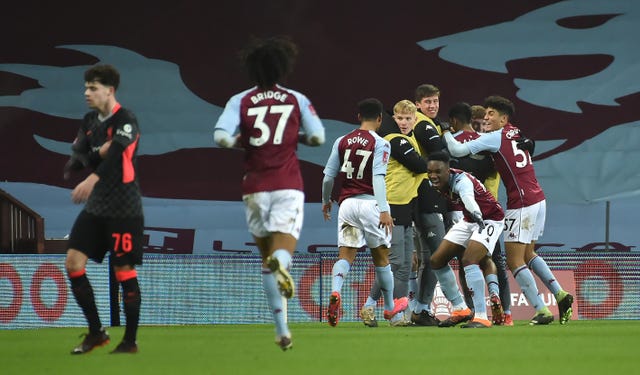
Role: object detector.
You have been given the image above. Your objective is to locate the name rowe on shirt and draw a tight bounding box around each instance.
[346,135,369,147]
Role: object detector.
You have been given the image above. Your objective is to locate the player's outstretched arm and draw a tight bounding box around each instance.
[442,131,471,157]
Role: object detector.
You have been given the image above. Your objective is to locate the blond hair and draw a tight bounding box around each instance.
[393,99,417,115]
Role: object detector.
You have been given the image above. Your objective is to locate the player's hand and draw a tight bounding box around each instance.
[71,173,99,203]
[379,211,394,236]
[233,134,243,148]
[516,136,535,156]
[471,211,485,233]
[322,202,332,221]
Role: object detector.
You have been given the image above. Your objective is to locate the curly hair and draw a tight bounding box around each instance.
[241,36,299,89]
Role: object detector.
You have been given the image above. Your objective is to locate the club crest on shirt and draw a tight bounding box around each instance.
[505,128,519,139]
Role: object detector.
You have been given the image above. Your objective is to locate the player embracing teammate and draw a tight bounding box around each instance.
[442,95,574,325]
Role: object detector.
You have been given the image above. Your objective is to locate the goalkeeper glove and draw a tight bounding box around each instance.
[516,136,535,156]
[438,121,451,132]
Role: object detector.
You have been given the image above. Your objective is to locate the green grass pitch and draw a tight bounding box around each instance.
[1,320,638,375]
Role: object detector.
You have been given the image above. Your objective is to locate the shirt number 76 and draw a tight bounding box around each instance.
[112,232,133,255]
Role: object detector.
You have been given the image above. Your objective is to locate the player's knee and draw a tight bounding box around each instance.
[65,249,87,274]
[430,254,444,270]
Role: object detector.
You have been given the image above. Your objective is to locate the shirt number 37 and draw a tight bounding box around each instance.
[247,104,294,146]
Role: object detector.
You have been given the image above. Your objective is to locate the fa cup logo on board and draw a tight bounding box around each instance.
[432,282,453,318]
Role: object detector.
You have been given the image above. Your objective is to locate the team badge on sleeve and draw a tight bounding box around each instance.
[308,104,317,116]
[116,123,134,139]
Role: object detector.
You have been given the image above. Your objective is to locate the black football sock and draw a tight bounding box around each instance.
[69,273,102,333]
[120,278,141,343]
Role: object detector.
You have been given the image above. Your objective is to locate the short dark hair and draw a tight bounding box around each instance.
[415,84,440,102]
[242,36,298,89]
[428,150,450,164]
[357,98,383,121]
[84,64,120,90]
[448,102,472,124]
[484,95,515,118]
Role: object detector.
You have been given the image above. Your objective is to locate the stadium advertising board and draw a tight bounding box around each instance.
[1,253,636,328]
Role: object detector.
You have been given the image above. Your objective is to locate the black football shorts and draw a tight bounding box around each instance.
[68,209,144,266]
